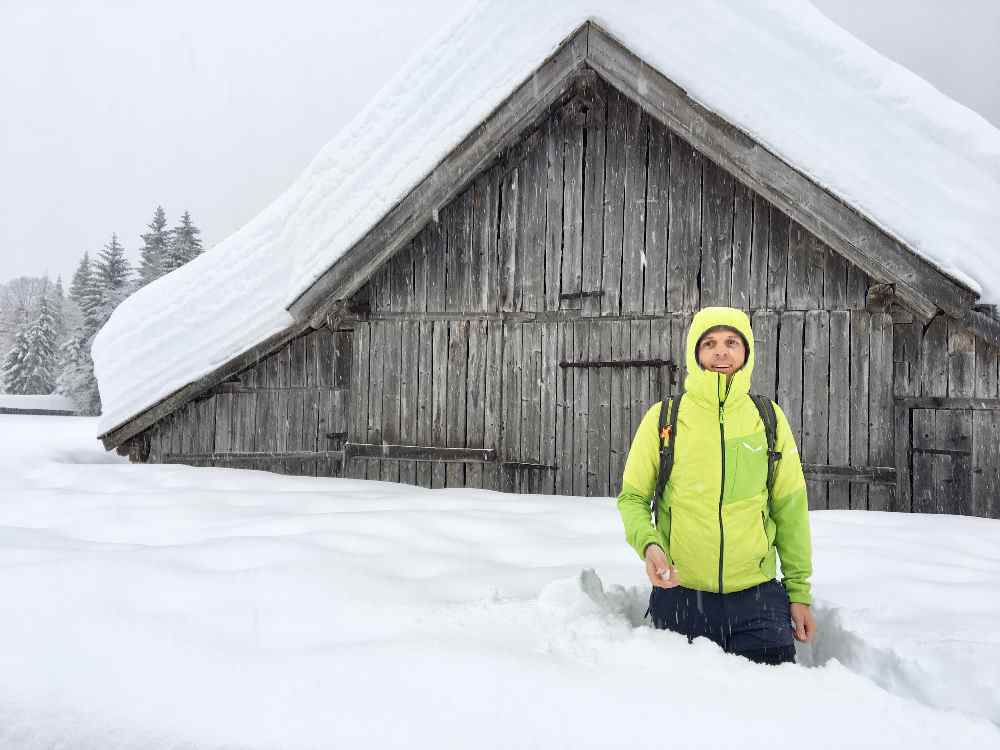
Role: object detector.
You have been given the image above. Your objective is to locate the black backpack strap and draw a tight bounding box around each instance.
[650,393,683,527]
[749,394,782,506]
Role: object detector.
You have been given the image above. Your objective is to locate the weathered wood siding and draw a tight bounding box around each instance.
[132,73,998,519]
[143,328,351,476]
[344,77,939,510]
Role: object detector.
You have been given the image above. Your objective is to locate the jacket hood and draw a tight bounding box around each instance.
[683,307,755,406]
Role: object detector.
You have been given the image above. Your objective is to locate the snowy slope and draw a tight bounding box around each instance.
[2,413,999,748]
[93,0,1000,436]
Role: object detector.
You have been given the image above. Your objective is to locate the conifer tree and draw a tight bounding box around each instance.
[2,328,30,393]
[1,288,58,394]
[163,211,203,273]
[69,251,103,333]
[56,332,101,414]
[93,234,132,325]
[138,205,171,286]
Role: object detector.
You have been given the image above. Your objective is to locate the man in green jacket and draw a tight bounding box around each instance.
[617,306,816,665]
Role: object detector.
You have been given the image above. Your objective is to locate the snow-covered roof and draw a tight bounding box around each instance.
[93,0,1000,438]
[0,394,77,413]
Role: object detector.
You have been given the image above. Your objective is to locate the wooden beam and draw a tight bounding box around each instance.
[585,23,977,323]
[802,463,896,485]
[344,443,497,464]
[896,396,1000,410]
[288,24,591,329]
[164,450,345,463]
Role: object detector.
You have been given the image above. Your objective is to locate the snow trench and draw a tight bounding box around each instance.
[573,570,998,727]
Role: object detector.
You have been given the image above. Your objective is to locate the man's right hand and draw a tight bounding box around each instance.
[644,544,680,589]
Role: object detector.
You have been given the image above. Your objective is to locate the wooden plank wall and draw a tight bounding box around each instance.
[347,77,925,507]
[139,74,999,518]
[144,328,351,476]
[895,313,1000,518]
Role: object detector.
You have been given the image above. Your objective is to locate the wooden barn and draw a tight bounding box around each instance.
[96,19,1000,518]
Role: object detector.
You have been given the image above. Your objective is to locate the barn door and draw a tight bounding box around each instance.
[911,409,973,514]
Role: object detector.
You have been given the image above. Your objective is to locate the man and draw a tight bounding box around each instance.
[617,306,816,665]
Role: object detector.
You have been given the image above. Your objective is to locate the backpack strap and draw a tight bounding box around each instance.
[749,394,782,508]
[650,393,683,527]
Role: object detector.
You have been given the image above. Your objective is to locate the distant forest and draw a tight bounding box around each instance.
[0,207,204,414]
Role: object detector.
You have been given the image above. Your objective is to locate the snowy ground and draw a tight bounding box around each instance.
[1,414,998,748]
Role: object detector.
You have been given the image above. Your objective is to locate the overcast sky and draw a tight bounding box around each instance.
[2,0,998,286]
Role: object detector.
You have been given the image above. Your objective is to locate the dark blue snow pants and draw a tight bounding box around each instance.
[647,579,796,665]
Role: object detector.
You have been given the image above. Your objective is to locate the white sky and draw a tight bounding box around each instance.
[1,0,998,287]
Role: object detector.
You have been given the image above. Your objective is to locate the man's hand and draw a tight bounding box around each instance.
[644,544,680,589]
[790,603,816,642]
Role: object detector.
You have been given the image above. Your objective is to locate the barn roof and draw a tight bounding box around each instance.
[93,0,1000,444]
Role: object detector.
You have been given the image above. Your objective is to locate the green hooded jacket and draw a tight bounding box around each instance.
[616,307,813,605]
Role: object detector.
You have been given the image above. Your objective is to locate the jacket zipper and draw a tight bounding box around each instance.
[718,397,725,594]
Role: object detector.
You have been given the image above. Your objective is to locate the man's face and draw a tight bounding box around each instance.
[696,329,746,376]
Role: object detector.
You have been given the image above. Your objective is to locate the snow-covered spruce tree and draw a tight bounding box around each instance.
[163,210,203,273]
[56,332,100,415]
[93,234,132,325]
[22,292,58,393]
[69,251,103,334]
[1,328,30,394]
[137,205,171,286]
[1,287,59,394]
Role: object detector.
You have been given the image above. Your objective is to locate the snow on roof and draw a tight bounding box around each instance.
[93,0,1000,437]
[0,394,77,413]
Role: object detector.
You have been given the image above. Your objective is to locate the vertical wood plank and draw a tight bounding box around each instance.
[947,320,977,398]
[777,311,805,450]
[766,208,789,311]
[751,310,778,401]
[431,320,449,488]
[522,322,543,491]
[911,409,935,513]
[643,119,669,315]
[868,313,894,511]
[849,311,870,509]
[572,319,589,495]
[560,105,585,310]
[482,320,503,491]
[700,159,734,308]
[521,138,548,312]
[412,230,428,314]
[629,320,652,436]
[543,115,566,312]
[465,319,487,489]
[974,336,999,399]
[499,166,520,313]
[973,411,1000,518]
[540,322,559,494]
[381,321,402,483]
[748,194,770,311]
[556,321,575,495]
[586,321,610,496]
[609,319,631,494]
[349,323,370,479]
[620,100,648,316]
[667,132,701,312]
[476,168,500,313]
[846,263,868,310]
[416,321,433,488]
[827,311,851,509]
[445,320,468,488]
[802,311,829,509]
[366,322,385,480]
[920,315,949,397]
[823,249,848,310]
[425,220,445,313]
[500,321,523,492]
[786,222,824,310]
[601,88,627,317]
[731,182,753,311]
[581,87,607,318]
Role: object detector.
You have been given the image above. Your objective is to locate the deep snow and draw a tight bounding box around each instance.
[93,0,1000,438]
[1,413,998,748]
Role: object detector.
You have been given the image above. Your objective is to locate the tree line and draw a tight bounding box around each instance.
[1,206,204,414]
